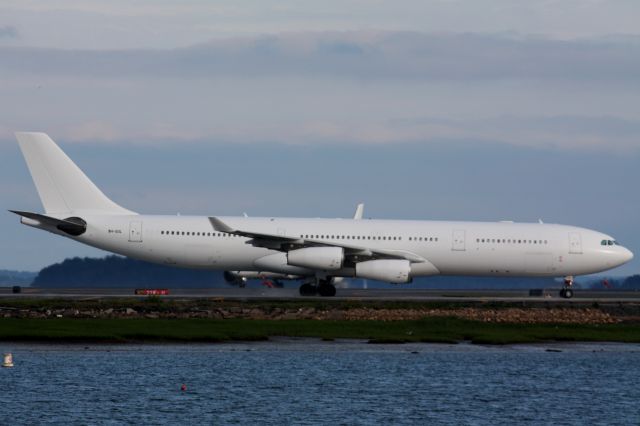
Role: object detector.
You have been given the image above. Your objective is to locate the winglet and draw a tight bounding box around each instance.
[353,203,364,220]
[209,217,236,233]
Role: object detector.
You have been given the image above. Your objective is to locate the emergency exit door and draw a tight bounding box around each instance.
[452,229,466,251]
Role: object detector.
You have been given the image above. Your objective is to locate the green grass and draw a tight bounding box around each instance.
[1,317,639,344]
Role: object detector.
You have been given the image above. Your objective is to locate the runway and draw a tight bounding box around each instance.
[1,286,640,303]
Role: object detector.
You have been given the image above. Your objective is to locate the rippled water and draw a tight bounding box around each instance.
[1,340,639,425]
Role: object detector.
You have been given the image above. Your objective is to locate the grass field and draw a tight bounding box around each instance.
[1,317,639,344]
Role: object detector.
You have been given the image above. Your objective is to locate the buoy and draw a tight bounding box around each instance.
[180,384,187,391]
[2,353,14,368]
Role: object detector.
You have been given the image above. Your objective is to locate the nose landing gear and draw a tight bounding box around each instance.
[560,276,574,299]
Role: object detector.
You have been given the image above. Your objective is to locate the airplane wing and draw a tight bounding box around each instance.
[209,217,426,263]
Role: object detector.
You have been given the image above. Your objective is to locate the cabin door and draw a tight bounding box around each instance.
[452,229,466,251]
[129,221,143,242]
[568,232,582,254]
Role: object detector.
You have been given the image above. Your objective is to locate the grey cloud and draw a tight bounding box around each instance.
[392,115,640,150]
[0,26,18,39]
[1,31,639,82]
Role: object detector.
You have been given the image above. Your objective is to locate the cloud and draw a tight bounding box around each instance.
[0,25,18,39]
[1,31,639,152]
[1,32,640,82]
[391,115,640,151]
[63,121,122,142]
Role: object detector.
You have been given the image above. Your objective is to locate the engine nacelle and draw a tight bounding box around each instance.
[355,259,412,283]
[287,247,344,270]
[253,252,311,275]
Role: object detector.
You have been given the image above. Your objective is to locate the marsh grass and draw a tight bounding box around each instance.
[1,317,639,344]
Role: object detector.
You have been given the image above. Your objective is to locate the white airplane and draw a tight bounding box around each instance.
[11,132,633,298]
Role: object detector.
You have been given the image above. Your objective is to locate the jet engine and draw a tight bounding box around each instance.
[287,247,344,270]
[355,259,411,283]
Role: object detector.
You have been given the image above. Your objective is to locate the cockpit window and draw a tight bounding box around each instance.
[601,239,619,246]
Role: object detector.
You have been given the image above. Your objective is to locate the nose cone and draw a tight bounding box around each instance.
[622,247,634,264]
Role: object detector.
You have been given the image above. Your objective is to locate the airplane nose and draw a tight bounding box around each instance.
[622,247,634,263]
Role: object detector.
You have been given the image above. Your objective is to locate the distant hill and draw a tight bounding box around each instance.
[33,256,224,288]
[0,269,37,286]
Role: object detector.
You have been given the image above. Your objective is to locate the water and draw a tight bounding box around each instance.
[1,340,639,425]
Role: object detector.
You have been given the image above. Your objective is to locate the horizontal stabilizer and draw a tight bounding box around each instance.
[10,210,86,236]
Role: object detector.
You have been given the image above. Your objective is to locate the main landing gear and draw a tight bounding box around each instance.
[299,278,337,297]
[560,276,574,299]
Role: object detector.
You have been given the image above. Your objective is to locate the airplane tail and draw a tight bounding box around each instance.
[14,132,135,215]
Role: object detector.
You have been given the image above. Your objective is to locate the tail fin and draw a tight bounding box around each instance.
[15,132,135,215]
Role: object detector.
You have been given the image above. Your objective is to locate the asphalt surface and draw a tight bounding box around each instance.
[1,287,639,303]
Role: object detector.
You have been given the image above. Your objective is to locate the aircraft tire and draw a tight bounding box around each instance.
[560,288,574,299]
[318,284,336,297]
[299,283,317,296]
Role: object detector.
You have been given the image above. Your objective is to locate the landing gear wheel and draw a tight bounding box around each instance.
[318,283,336,297]
[299,283,317,296]
[560,288,574,299]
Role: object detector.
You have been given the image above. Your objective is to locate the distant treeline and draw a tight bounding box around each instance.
[32,256,223,288]
[586,275,640,290]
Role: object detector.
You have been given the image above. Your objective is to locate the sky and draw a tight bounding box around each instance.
[0,0,638,275]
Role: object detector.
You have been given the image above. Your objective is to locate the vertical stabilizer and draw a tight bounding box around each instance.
[15,132,135,215]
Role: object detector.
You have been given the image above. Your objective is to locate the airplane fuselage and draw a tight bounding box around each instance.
[28,213,632,280]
